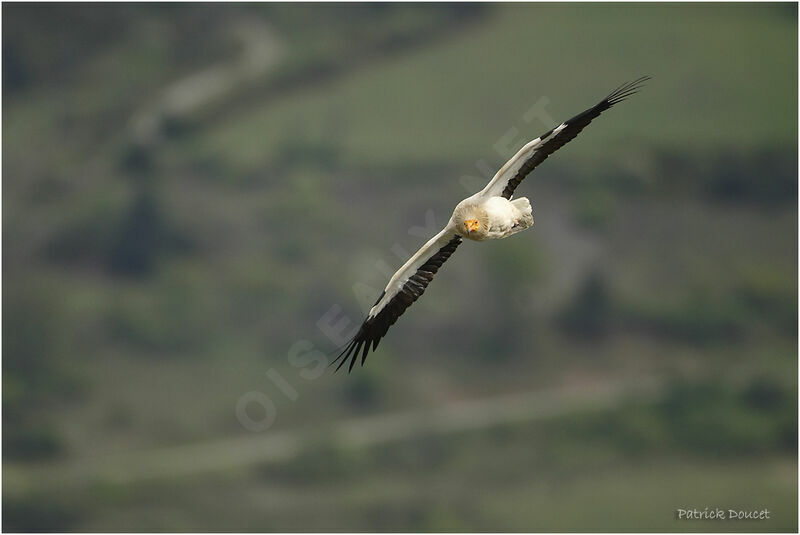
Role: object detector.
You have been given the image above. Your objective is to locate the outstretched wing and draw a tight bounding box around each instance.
[480,76,650,200]
[332,226,462,372]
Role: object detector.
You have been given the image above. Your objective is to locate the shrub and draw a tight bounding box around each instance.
[557,271,612,339]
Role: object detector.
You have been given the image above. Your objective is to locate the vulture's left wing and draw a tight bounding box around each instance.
[480,76,650,200]
[332,226,461,372]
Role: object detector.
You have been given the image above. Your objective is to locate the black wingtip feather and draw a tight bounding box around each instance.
[360,339,370,366]
[500,76,650,200]
[605,76,651,106]
[332,335,362,373]
[332,343,352,373]
[348,340,364,372]
[328,235,462,374]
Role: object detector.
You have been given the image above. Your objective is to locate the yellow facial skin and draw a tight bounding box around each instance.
[464,219,480,233]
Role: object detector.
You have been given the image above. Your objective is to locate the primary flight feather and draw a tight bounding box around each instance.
[333,76,650,372]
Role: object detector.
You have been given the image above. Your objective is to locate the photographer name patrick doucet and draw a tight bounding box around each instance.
[676,508,770,521]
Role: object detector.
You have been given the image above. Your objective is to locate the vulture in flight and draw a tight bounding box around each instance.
[333,77,649,372]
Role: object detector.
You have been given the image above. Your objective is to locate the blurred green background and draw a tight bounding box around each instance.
[2,2,797,532]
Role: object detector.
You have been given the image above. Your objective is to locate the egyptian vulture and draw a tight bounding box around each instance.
[333,77,649,372]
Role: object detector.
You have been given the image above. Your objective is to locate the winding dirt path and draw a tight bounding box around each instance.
[5,377,662,495]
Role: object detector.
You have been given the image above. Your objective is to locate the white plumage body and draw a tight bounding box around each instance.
[370,194,534,318]
[471,196,533,241]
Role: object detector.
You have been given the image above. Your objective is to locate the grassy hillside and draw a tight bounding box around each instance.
[191,3,796,172]
[3,3,797,532]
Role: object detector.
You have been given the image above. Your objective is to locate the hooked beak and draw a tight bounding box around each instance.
[464,219,480,234]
